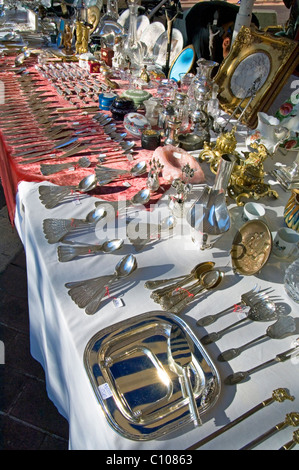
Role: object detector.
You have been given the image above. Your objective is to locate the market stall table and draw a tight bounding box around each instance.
[1,47,299,452]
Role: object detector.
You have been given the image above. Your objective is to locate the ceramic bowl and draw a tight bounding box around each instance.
[121,89,152,107]
[124,112,151,137]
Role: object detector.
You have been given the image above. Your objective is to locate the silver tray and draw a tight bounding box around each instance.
[83,311,220,441]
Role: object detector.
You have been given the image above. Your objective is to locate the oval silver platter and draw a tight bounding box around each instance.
[83,311,221,441]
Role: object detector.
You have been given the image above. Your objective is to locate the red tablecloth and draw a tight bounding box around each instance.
[0,55,169,224]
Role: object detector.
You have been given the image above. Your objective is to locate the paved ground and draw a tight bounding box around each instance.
[0,1,294,450]
[0,184,69,450]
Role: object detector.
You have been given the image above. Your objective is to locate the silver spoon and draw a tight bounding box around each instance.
[38,173,98,209]
[94,188,151,215]
[65,254,137,315]
[43,206,107,244]
[40,156,91,176]
[57,238,124,262]
[218,316,296,361]
[201,298,280,344]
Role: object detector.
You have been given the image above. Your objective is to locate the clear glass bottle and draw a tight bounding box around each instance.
[122,0,144,73]
[187,153,236,249]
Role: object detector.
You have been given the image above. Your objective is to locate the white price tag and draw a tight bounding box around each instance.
[113,297,124,308]
[98,382,113,400]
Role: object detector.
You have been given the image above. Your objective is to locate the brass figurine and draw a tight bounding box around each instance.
[199,126,238,173]
[228,142,279,206]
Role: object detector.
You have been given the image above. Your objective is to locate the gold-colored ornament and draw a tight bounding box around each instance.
[63,24,73,55]
[199,126,238,173]
[228,142,279,205]
[75,20,83,54]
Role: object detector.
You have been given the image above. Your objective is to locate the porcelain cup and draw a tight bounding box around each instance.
[242,202,265,222]
[272,227,299,258]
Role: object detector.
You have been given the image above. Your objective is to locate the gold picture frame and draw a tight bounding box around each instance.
[215,26,299,128]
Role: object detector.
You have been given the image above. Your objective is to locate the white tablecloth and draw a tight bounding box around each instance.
[14,148,299,451]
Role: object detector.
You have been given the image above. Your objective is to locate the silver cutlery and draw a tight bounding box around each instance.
[145,262,215,291]
[224,338,299,385]
[127,214,176,251]
[186,388,295,450]
[65,254,137,315]
[169,325,202,427]
[57,238,124,262]
[43,206,107,244]
[218,316,296,361]
[196,286,279,327]
[95,161,147,186]
[201,298,283,344]
[40,156,91,176]
[240,412,299,450]
[94,188,151,215]
[167,270,224,314]
[38,173,97,209]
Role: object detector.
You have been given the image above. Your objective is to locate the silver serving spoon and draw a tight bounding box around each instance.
[40,156,91,176]
[95,161,147,186]
[43,206,107,244]
[169,325,202,427]
[38,173,98,209]
[224,339,299,385]
[201,298,280,345]
[65,253,137,315]
[57,238,124,262]
[218,316,296,361]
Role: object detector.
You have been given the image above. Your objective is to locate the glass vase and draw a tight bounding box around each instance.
[187,153,236,249]
[284,258,299,303]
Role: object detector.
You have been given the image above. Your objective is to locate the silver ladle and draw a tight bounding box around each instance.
[39,173,98,209]
[57,238,124,262]
[43,206,107,244]
[218,316,296,361]
[201,298,280,344]
[65,254,137,315]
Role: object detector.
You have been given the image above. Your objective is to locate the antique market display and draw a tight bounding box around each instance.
[1,0,299,451]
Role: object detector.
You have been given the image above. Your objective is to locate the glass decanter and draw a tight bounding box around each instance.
[122,0,144,73]
[187,153,236,249]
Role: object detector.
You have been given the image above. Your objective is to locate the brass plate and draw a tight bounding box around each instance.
[84,311,220,441]
[230,219,272,275]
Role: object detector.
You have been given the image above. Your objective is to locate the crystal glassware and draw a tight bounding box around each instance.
[284,258,299,303]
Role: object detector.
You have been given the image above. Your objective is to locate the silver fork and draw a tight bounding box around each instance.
[196,286,279,327]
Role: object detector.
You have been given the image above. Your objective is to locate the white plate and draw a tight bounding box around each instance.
[153,28,183,68]
[140,21,165,54]
[136,15,150,41]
